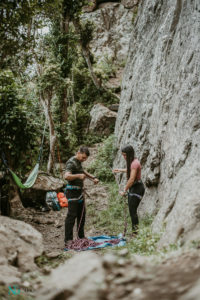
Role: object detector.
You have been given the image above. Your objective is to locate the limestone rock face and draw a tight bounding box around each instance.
[114,0,200,246]
[121,0,139,9]
[82,2,134,63]
[37,252,106,300]
[0,216,43,284]
[89,103,117,135]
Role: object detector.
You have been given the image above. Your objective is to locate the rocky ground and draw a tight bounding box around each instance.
[37,249,200,300]
[1,145,200,300]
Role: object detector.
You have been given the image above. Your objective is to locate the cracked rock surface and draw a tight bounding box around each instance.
[114,0,200,246]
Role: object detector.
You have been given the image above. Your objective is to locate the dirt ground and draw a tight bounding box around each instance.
[13,145,110,254]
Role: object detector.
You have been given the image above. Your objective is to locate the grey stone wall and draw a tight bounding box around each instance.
[82,2,134,64]
[114,0,200,246]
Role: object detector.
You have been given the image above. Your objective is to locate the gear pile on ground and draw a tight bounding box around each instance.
[64,238,121,251]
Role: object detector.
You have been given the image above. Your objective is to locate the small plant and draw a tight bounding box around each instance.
[82,132,104,146]
[87,135,117,182]
[35,252,73,269]
[96,55,117,80]
[132,6,138,24]
[89,181,161,255]
[126,217,160,255]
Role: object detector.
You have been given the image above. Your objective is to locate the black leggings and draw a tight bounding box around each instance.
[65,200,85,242]
[128,181,145,232]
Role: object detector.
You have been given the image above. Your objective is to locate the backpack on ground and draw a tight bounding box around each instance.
[45,191,61,211]
[57,192,68,207]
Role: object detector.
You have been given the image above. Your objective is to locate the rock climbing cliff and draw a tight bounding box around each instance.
[114,0,200,246]
[83,1,137,64]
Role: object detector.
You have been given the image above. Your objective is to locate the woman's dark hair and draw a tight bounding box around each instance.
[121,145,135,179]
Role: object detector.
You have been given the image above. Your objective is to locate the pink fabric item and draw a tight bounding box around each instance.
[131,159,141,181]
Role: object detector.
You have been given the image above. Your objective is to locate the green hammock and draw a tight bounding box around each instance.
[2,118,47,189]
[9,163,39,189]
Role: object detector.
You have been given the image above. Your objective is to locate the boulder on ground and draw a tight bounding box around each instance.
[20,172,65,208]
[0,216,43,285]
[89,103,117,136]
[37,252,106,300]
[108,104,119,112]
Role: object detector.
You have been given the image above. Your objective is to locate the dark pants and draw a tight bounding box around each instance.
[65,189,85,242]
[128,181,145,232]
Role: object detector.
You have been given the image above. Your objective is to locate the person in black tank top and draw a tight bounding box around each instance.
[64,146,99,244]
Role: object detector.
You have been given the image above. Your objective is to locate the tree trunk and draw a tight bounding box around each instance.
[38,92,56,174]
[73,18,102,90]
[34,54,57,174]
[47,96,57,173]
[59,11,70,124]
[61,88,68,123]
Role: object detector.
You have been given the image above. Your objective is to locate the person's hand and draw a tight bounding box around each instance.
[113,169,121,173]
[93,178,99,184]
[79,174,86,180]
[119,191,126,197]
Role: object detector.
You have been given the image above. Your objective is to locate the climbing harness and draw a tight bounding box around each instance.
[128,192,142,200]
[1,117,47,189]
[65,184,82,190]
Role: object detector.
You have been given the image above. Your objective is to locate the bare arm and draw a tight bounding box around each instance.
[113,168,127,173]
[124,168,137,192]
[64,171,86,181]
[83,170,95,179]
[84,170,99,184]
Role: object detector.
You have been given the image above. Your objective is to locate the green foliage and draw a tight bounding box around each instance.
[82,133,104,146]
[0,0,61,69]
[62,0,88,19]
[132,6,138,24]
[48,22,79,77]
[66,102,90,154]
[36,62,65,95]
[35,252,73,269]
[80,20,95,48]
[73,57,117,106]
[89,181,160,255]
[0,0,120,171]
[94,182,124,234]
[126,218,160,255]
[0,70,39,171]
[96,55,117,81]
[87,135,117,182]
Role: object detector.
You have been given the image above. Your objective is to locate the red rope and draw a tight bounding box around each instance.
[65,238,121,251]
[77,196,85,237]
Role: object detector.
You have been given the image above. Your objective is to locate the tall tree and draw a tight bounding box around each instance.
[0,0,61,69]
